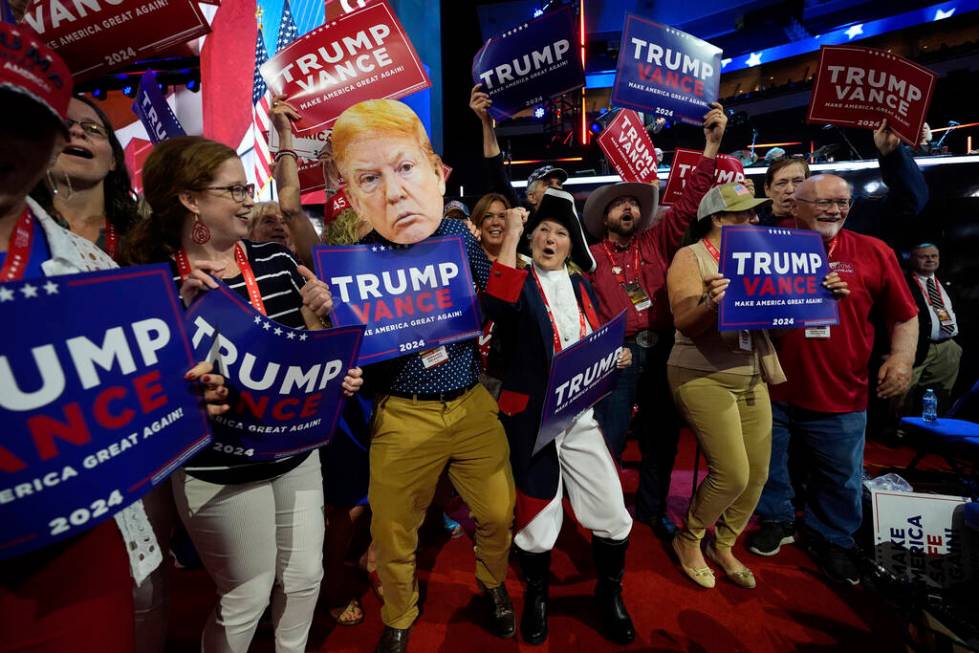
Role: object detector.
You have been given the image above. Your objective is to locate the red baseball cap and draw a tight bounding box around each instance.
[324,186,351,223]
[0,23,72,134]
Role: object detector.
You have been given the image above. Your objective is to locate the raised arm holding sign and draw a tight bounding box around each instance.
[471,5,584,121]
[259,0,430,135]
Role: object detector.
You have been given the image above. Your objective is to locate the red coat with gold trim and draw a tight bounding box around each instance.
[482,260,604,531]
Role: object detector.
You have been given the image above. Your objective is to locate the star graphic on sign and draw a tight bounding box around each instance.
[935,8,955,20]
[273,327,283,336]
[262,321,272,331]
[287,331,296,340]
[371,246,377,252]
[378,245,386,251]
[254,316,262,324]
[299,333,308,341]
[845,24,863,40]
[43,281,58,295]
[746,52,763,67]
[721,58,732,69]
[21,283,38,298]
[0,287,13,302]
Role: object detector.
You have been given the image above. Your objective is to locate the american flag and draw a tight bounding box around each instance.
[251,27,272,192]
[250,0,301,193]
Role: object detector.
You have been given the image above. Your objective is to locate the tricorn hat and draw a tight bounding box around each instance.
[524,188,596,273]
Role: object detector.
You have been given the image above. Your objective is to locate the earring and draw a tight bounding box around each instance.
[45,169,72,198]
[191,214,211,245]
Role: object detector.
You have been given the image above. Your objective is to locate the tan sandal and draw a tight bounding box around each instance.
[671,537,715,589]
[329,598,364,626]
[706,545,756,589]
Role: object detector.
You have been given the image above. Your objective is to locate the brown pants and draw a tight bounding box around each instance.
[669,366,772,549]
[369,385,515,629]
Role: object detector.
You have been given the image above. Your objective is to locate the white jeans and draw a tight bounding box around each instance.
[172,451,325,653]
[515,409,633,553]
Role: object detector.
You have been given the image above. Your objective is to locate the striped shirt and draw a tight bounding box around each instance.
[170,240,310,484]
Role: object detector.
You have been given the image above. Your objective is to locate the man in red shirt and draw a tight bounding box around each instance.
[583,102,727,538]
[750,174,918,584]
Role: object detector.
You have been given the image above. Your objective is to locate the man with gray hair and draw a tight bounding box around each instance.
[749,174,918,585]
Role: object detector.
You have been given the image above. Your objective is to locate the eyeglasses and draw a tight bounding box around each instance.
[795,198,852,210]
[65,118,109,139]
[201,184,256,202]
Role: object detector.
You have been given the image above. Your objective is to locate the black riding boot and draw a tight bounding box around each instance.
[592,535,635,644]
[515,547,551,645]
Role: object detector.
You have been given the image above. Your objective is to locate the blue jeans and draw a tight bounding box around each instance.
[754,402,866,548]
[594,342,645,459]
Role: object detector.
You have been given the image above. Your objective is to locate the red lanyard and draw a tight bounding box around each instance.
[701,238,720,263]
[1,209,36,281]
[601,240,640,285]
[531,266,587,352]
[175,243,267,315]
[826,235,839,261]
[104,223,118,260]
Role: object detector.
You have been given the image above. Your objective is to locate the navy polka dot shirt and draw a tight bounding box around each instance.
[360,218,490,395]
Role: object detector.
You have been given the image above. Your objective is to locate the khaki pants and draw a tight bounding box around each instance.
[893,339,963,422]
[369,385,515,629]
[668,367,772,549]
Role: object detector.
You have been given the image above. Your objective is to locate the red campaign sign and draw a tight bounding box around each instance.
[661,148,744,205]
[298,157,326,194]
[325,0,380,20]
[806,45,936,145]
[260,0,430,135]
[597,109,658,183]
[20,0,210,81]
[124,137,153,195]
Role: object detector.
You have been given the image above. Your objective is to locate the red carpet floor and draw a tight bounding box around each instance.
[166,431,931,652]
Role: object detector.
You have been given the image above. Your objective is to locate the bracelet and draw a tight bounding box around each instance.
[274,149,298,161]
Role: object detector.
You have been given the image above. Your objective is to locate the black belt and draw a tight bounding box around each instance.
[624,330,658,348]
[386,381,478,403]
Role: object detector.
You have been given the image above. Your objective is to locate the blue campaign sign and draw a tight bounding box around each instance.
[313,236,483,365]
[184,281,364,460]
[132,70,186,144]
[472,5,585,121]
[611,15,722,127]
[0,265,211,559]
[535,311,626,455]
[718,226,840,331]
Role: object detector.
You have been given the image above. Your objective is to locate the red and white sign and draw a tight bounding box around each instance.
[661,148,744,205]
[325,0,381,20]
[260,0,430,135]
[597,109,658,184]
[20,0,210,81]
[297,157,327,194]
[807,45,936,145]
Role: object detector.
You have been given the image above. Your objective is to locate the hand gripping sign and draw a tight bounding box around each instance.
[184,280,364,461]
[132,70,186,144]
[471,5,584,121]
[807,45,936,145]
[0,265,211,559]
[717,226,839,331]
[20,0,210,81]
[661,148,744,205]
[535,311,626,455]
[611,15,722,127]
[313,236,483,365]
[260,0,430,135]
[597,109,658,183]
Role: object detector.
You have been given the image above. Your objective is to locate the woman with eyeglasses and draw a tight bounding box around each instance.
[665,183,848,590]
[121,135,363,653]
[32,96,141,260]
